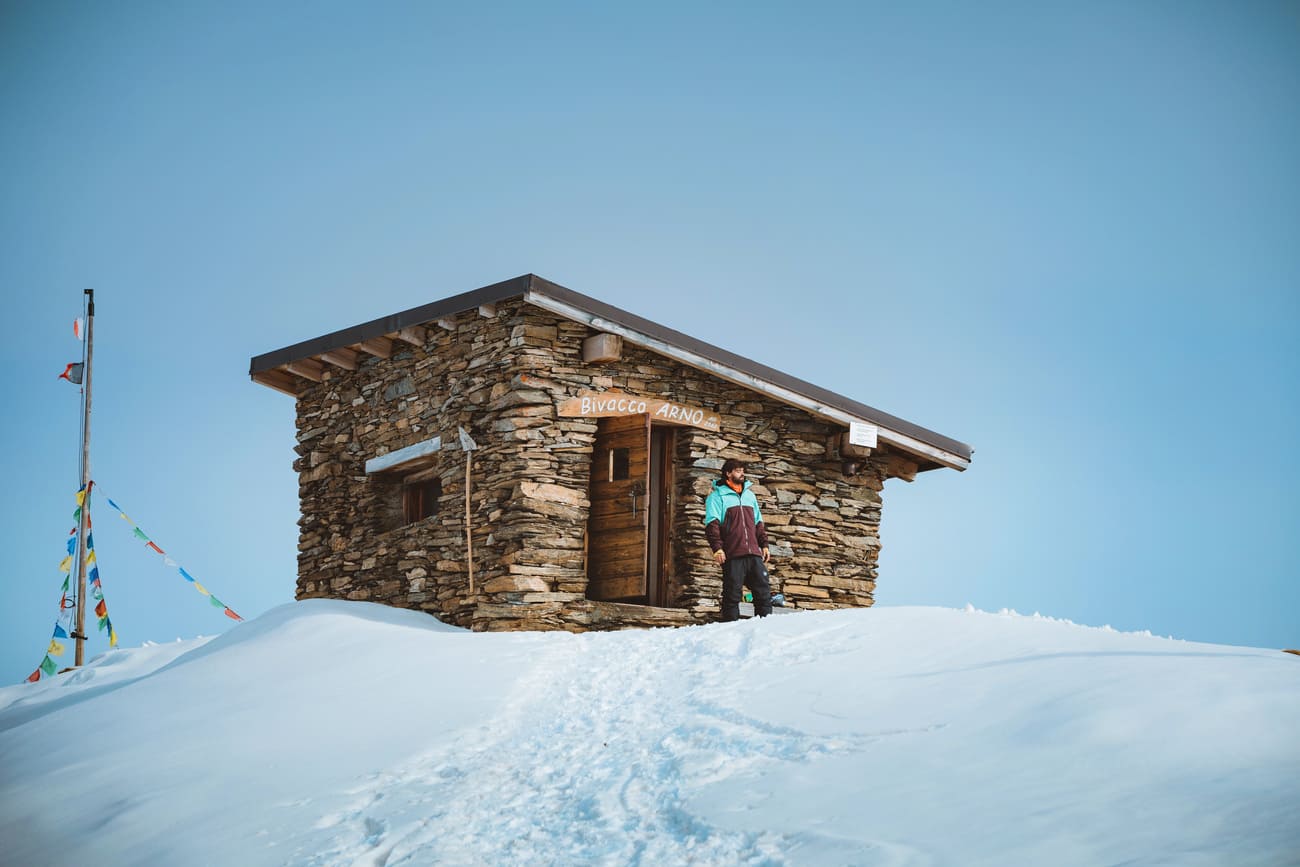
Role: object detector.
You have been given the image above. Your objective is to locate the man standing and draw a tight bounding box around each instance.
[704,459,772,621]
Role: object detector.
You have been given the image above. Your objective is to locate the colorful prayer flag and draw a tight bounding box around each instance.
[73,507,81,522]
[209,595,225,608]
[26,670,40,683]
[61,576,70,592]
[132,527,149,542]
[59,363,84,384]
[47,639,65,656]
[108,627,118,648]
[74,317,83,340]
[66,536,76,555]
[53,624,68,639]
[97,616,108,631]
[106,498,121,512]
[146,541,164,555]
[164,557,177,567]
[58,555,72,573]
[179,568,195,582]
[85,550,96,566]
[224,608,242,621]
[192,581,210,596]
[75,490,86,506]
[94,599,107,618]
[40,656,57,676]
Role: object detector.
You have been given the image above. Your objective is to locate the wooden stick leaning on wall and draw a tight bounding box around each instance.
[458,427,478,594]
[465,449,473,593]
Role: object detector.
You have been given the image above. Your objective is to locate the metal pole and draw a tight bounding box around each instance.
[74,289,94,667]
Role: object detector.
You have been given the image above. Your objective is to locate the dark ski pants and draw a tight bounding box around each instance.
[720,554,771,622]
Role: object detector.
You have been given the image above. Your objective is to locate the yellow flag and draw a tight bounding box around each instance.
[86,550,97,565]
[193,581,211,596]
[58,556,72,573]
[119,513,131,522]
[75,490,86,506]
[48,639,65,656]
[108,628,118,648]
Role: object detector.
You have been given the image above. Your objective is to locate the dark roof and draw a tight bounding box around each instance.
[250,274,972,467]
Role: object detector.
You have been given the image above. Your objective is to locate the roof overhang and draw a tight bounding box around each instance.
[250,274,972,471]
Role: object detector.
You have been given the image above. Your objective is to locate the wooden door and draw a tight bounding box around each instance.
[586,414,650,601]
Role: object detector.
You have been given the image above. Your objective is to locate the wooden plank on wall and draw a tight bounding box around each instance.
[558,391,720,432]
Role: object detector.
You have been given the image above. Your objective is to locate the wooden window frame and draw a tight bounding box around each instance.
[402,474,442,525]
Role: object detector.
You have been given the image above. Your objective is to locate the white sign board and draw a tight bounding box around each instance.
[848,421,878,449]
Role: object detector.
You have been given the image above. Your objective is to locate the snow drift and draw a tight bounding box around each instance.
[1,601,1296,866]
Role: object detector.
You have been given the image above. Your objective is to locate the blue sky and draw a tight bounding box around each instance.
[2,1,1296,681]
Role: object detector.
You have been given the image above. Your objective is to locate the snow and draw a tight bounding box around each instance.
[1,601,1296,866]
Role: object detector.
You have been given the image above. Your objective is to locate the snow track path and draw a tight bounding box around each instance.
[296,620,873,866]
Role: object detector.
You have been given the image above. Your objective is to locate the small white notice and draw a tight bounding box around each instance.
[849,421,878,449]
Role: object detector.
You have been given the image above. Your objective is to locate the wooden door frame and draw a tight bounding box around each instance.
[647,425,676,606]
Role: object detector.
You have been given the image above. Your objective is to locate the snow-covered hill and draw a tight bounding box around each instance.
[1,601,1296,866]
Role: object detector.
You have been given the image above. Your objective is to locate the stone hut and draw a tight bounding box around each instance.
[249,274,972,631]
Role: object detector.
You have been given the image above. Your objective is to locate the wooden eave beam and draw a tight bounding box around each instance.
[285,358,325,383]
[886,454,919,483]
[395,325,426,347]
[318,347,359,370]
[251,369,301,397]
[353,337,393,358]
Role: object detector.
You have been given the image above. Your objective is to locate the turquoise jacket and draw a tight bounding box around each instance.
[703,479,769,558]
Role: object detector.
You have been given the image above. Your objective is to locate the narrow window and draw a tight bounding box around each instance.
[610,447,630,481]
[403,478,442,524]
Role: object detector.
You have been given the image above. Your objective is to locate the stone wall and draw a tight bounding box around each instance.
[292,298,901,631]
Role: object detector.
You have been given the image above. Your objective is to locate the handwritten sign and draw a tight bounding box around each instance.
[558,392,720,432]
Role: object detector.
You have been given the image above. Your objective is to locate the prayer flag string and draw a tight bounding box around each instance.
[93,484,244,623]
[24,485,118,683]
